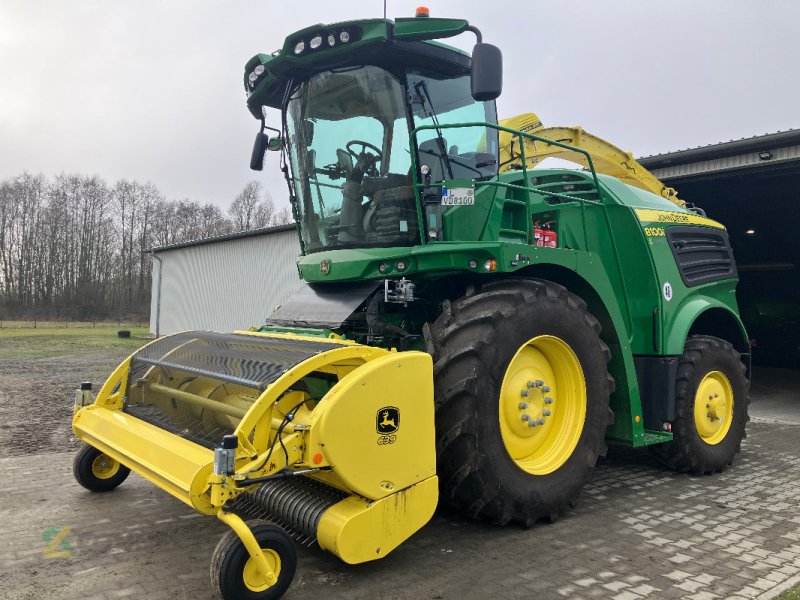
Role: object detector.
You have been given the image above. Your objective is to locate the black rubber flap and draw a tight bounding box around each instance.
[266,281,380,329]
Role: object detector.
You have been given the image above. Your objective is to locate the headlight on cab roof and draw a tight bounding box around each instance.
[289,27,361,56]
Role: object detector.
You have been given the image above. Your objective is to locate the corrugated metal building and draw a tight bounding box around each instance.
[149,224,301,335]
[639,129,800,366]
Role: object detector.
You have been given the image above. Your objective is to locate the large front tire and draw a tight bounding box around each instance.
[426,279,614,526]
[651,335,749,473]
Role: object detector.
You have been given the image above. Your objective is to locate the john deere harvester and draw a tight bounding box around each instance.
[72,9,749,599]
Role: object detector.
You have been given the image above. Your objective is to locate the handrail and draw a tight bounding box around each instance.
[410,121,603,192]
[409,121,604,244]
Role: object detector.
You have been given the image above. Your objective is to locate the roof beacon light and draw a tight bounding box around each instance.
[310,35,322,49]
[328,34,336,46]
[294,40,305,54]
[416,6,430,17]
[340,31,350,43]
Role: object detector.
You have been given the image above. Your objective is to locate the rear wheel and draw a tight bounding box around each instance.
[651,335,749,473]
[426,279,614,526]
[73,443,130,492]
[210,520,296,600]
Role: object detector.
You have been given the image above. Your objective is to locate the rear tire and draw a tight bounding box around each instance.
[651,335,749,473]
[211,520,296,600]
[73,443,130,492]
[426,279,614,526]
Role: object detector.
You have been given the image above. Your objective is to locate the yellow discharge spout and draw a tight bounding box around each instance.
[498,113,685,208]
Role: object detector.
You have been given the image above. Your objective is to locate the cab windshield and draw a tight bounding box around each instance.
[285,64,498,253]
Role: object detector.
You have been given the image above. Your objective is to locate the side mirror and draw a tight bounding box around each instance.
[471,43,503,101]
[250,132,269,171]
[267,136,283,151]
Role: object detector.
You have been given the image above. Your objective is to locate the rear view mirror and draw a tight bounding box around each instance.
[267,136,283,151]
[471,43,503,101]
[250,132,269,171]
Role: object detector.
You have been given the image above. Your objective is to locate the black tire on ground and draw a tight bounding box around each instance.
[650,335,749,474]
[210,520,296,600]
[73,443,131,492]
[425,278,614,526]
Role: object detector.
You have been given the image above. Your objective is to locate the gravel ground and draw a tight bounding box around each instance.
[0,342,136,458]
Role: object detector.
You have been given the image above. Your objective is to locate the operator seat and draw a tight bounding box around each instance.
[417,137,450,182]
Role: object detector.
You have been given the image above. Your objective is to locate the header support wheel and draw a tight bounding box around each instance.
[211,515,296,600]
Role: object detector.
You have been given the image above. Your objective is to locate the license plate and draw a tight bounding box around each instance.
[441,187,475,206]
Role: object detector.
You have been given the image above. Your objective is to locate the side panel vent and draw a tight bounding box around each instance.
[666,226,738,287]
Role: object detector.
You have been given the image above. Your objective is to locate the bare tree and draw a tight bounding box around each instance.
[273,206,293,225]
[0,171,296,321]
[230,181,276,231]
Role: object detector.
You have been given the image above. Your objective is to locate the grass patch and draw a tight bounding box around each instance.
[0,323,151,358]
[779,584,800,600]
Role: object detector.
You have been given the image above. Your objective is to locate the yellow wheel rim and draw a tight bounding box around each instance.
[498,335,587,475]
[693,370,734,445]
[91,454,121,479]
[242,549,281,592]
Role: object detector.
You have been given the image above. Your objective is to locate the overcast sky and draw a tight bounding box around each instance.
[1,1,798,210]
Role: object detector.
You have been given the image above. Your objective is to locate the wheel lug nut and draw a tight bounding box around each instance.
[529,380,544,388]
[528,420,538,427]
[714,393,719,398]
[541,386,551,393]
[521,389,529,397]
[519,402,529,409]
[522,414,531,421]
[537,418,545,425]
[706,403,710,408]
[544,397,553,405]
[543,409,551,416]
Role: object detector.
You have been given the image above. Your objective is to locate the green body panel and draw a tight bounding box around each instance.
[247,16,748,448]
[291,166,747,447]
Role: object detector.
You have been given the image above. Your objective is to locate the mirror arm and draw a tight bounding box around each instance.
[466,25,483,44]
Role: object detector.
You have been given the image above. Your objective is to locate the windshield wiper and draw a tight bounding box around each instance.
[413,80,454,180]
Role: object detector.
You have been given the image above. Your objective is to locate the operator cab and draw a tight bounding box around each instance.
[284,63,499,253]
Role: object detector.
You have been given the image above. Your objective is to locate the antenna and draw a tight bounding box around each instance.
[383,0,387,19]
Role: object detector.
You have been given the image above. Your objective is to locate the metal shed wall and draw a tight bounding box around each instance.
[149,229,302,335]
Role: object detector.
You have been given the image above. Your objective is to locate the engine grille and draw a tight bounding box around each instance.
[667,226,737,286]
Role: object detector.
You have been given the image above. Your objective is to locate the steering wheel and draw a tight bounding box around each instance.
[346,140,383,164]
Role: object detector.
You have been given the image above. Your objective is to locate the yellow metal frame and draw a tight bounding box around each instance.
[73,332,386,512]
[316,476,438,564]
[73,330,439,577]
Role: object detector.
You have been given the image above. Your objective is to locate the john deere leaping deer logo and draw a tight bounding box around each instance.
[376,406,400,435]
